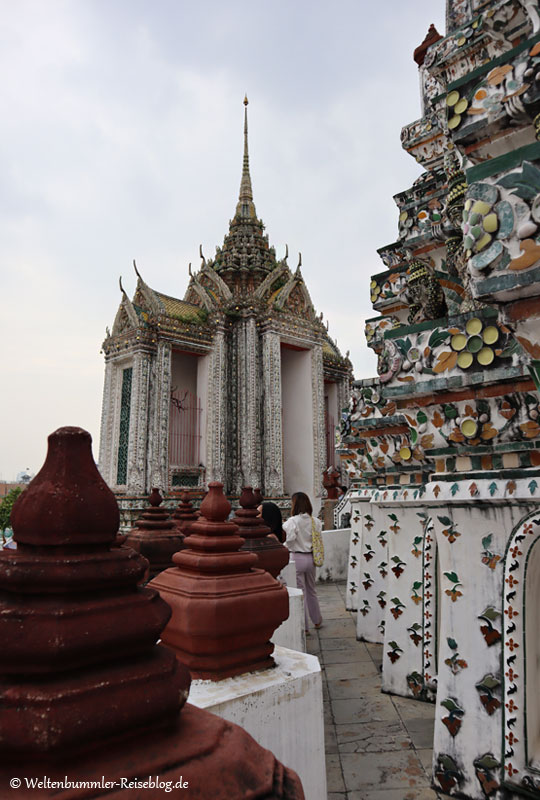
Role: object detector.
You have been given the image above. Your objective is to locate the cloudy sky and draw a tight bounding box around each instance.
[1,0,447,481]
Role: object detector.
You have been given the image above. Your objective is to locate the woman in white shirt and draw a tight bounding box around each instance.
[282,492,323,634]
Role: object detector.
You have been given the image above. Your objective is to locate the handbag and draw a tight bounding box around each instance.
[311,516,324,567]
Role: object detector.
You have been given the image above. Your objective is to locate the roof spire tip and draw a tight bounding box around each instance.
[244,94,248,106]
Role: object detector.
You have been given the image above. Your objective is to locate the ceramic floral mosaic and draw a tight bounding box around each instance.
[338,3,540,799]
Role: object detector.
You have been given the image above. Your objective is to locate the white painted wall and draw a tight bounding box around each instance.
[281,346,314,499]
[526,537,540,766]
[171,350,197,396]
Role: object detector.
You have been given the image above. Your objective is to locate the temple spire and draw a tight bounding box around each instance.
[236,95,256,218]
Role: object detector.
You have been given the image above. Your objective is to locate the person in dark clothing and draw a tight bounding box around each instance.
[258,501,286,543]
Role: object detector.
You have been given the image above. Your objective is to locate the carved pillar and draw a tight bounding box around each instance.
[206,326,227,485]
[311,344,326,501]
[262,330,284,497]
[234,318,260,493]
[98,357,118,487]
[146,342,170,493]
[126,350,152,494]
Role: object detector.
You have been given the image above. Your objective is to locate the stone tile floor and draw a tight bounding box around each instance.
[308,581,452,800]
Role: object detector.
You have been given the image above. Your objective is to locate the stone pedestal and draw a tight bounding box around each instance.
[124,488,184,579]
[279,554,297,587]
[0,427,304,799]
[272,587,305,652]
[346,490,372,611]
[189,646,326,800]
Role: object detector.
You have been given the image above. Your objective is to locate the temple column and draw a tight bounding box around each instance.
[336,376,351,446]
[146,342,170,493]
[98,357,118,487]
[206,325,227,485]
[262,330,284,497]
[125,350,152,494]
[237,317,260,491]
[311,344,326,501]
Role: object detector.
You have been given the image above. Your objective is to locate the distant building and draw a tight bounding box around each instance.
[99,98,352,508]
[0,482,25,500]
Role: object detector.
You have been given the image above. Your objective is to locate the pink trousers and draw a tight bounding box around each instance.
[292,552,322,630]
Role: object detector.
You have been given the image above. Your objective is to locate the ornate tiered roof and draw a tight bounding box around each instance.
[102,99,352,376]
[210,97,279,286]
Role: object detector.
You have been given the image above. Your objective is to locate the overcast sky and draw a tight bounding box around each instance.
[0,1,447,481]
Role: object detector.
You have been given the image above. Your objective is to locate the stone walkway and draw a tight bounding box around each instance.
[307,581,451,800]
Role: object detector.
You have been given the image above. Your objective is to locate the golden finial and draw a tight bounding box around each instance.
[244,94,249,106]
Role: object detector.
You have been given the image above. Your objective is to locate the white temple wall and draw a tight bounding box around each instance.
[280,345,314,501]
[501,509,540,794]
[526,537,540,769]
[379,501,438,702]
[355,503,388,644]
[422,482,538,799]
[346,490,372,611]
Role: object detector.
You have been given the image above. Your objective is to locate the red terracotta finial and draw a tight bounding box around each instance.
[125,484,185,579]
[200,480,232,521]
[149,487,162,506]
[172,490,199,538]
[11,426,119,546]
[235,486,289,578]
[0,426,190,756]
[413,23,442,66]
[150,481,289,680]
[253,487,263,505]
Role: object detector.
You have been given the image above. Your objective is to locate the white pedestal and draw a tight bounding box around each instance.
[316,527,351,582]
[278,554,297,587]
[189,646,326,800]
[272,587,305,652]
